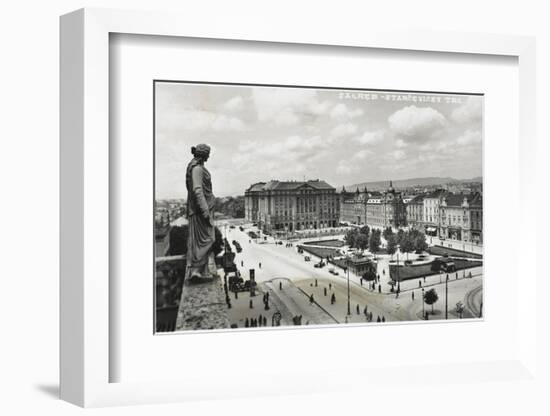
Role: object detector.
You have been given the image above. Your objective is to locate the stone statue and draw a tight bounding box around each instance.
[185,144,216,282]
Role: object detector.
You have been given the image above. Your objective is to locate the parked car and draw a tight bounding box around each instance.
[314,261,325,268]
[304,256,311,262]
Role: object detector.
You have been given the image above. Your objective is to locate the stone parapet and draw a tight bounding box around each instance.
[175,254,230,331]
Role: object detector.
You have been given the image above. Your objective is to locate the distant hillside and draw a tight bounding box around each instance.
[347,177,482,191]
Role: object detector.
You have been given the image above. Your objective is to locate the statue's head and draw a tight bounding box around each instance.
[191,143,211,162]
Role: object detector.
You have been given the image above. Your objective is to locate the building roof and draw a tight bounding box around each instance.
[469,192,483,207]
[407,194,425,205]
[248,179,336,193]
[341,190,384,203]
[348,256,373,265]
[246,182,267,193]
[424,189,448,199]
[443,192,483,208]
[444,194,467,207]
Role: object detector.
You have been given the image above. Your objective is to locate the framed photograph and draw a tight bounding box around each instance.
[60,8,537,407]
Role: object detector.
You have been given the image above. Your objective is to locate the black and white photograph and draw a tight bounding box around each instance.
[154,81,484,332]
[5,0,547,413]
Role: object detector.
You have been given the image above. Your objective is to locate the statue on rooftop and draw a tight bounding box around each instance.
[185,143,216,282]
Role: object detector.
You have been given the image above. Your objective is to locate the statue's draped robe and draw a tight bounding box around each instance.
[185,159,215,270]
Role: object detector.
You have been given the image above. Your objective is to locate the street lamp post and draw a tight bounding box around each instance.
[445,274,449,319]
[345,256,351,317]
[396,251,400,292]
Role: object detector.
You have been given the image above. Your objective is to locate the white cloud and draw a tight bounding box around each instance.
[252,88,330,126]
[233,135,329,173]
[456,129,482,146]
[352,130,385,145]
[353,149,373,160]
[330,122,358,139]
[392,149,406,160]
[211,114,246,131]
[308,100,332,116]
[222,95,244,112]
[336,160,359,175]
[394,138,407,148]
[163,109,246,132]
[451,97,483,124]
[330,103,364,121]
[273,109,300,126]
[388,105,447,141]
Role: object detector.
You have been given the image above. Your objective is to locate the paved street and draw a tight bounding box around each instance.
[218,221,483,327]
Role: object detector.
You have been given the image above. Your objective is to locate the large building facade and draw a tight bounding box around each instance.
[404,189,483,244]
[339,187,369,226]
[244,180,340,233]
[339,181,407,229]
[422,189,447,236]
[439,192,483,244]
[406,194,424,230]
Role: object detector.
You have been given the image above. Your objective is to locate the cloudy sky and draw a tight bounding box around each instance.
[155,82,482,199]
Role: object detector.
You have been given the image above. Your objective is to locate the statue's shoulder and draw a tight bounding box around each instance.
[189,162,206,180]
[187,160,202,172]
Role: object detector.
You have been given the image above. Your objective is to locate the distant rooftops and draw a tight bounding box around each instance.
[412,190,482,207]
[424,189,448,199]
[408,194,425,204]
[443,192,482,207]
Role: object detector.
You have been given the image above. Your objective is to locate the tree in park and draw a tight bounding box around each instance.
[369,229,381,257]
[345,228,359,248]
[424,288,439,314]
[414,232,428,253]
[355,233,369,250]
[409,228,421,239]
[396,228,405,246]
[382,226,394,242]
[386,234,397,260]
[399,233,414,260]
[359,225,370,240]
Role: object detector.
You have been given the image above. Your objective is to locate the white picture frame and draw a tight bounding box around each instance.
[60,8,537,407]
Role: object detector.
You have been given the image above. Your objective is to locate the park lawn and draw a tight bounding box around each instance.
[303,239,345,248]
[428,245,483,259]
[299,245,339,259]
[390,258,483,282]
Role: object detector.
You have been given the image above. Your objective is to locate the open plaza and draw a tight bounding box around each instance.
[217,218,483,329]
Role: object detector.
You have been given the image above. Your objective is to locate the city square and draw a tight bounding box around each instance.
[216,217,483,329]
[153,82,484,332]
